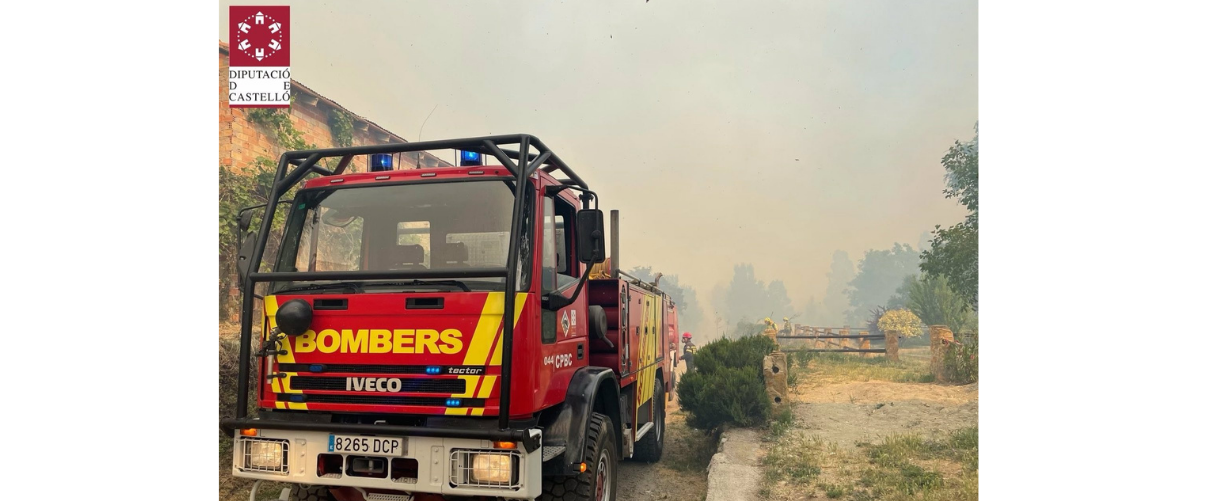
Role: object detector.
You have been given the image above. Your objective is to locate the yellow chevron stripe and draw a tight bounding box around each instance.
[447,293,527,415]
[264,296,306,410]
[463,293,507,366]
[636,294,663,406]
[489,293,529,366]
[476,376,497,398]
[454,376,481,398]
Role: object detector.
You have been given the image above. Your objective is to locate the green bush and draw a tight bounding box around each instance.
[678,366,770,430]
[943,331,978,384]
[693,335,776,375]
[677,335,776,430]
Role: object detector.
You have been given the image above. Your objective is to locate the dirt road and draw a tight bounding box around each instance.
[616,364,710,501]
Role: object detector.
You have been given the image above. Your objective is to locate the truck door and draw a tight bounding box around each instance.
[536,191,589,409]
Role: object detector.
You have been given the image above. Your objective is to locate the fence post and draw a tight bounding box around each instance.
[885,330,900,361]
[930,325,954,382]
[764,351,790,409]
[839,327,850,352]
[859,333,870,358]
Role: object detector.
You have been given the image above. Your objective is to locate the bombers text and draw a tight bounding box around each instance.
[293,329,464,354]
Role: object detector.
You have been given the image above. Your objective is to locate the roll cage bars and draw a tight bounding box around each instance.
[221,135,590,444]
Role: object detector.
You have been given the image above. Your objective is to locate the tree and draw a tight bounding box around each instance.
[765,280,795,322]
[628,266,701,334]
[822,251,856,326]
[845,243,920,325]
[900,274,973,333]
[921,123,978,310]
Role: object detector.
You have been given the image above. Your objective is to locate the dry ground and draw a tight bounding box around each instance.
[760,353,978,501]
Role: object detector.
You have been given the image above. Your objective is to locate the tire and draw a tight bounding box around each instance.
[668,370,677,401]
[287,484,333,501]
[539,412,618,501]
[631,378,665,463]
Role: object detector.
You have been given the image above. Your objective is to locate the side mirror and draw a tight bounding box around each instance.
[236,231,257,289]
[238,210,255,233]
[576,209,605,263]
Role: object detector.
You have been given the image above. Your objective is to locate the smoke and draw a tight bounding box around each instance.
[707,264,795,339]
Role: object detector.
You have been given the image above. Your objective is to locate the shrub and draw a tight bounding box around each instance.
[692,335,776,375]
[877,309,924,338]
[943,331,978,384]
[678,366,770,430]
[677,335,776,430]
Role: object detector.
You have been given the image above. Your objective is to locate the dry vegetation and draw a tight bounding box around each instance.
[220,325,287,501]
[759,351,978,500]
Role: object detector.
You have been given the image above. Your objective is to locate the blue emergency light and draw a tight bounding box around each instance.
[370,153,394,172]
[445,398,462,407]
[459,150,483,166]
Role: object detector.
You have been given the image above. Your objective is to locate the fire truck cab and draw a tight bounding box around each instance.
[221,135,676,501]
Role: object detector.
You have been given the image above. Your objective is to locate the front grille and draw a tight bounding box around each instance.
[279,363,486,375]
[277,393,485,407]
[288,376,465,394]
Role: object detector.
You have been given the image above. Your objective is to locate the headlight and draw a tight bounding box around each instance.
[241,438,289,473]
[250,441,283,469]
[470,453,513,484]
[451,449,520,487]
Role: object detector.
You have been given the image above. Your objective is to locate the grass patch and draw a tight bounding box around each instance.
[801,353,934,384]
[663,419,721,473]
[820,483,847,498]
[763,433,824,485]
[768,407,795,439]
[857,428,978,500]
[760,428,977,501]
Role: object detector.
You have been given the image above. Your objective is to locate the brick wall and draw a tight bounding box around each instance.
[218,42,450,321]
[219,42,449,173]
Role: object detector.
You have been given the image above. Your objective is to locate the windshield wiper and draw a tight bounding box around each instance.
[361,280,471,292]
[274,281,365,294]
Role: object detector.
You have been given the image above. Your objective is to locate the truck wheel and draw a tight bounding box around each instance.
[287,484,333,501]
[539,412,618,501]
[631,378,665,463]
[668,371,676,401]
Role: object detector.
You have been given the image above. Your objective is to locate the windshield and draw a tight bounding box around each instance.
[271,179,533,292]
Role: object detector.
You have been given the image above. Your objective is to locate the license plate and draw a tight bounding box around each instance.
[328,434,407,457]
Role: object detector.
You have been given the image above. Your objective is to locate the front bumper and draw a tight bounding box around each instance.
[231,428,543,499]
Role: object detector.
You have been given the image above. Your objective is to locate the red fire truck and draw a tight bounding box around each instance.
[221,135,678,501]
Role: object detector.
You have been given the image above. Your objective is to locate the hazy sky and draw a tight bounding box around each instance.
[219,0,977,338]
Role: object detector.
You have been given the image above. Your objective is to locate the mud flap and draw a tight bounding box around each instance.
[538,367,622,474]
